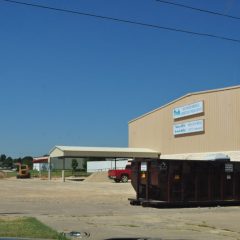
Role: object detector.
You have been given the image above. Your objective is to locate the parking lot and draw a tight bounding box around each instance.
[1,177,240,240]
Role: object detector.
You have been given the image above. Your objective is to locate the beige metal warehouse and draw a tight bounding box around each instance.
[48,85,240,182]
[129,85,240,161]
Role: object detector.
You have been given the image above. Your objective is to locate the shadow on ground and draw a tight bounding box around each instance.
[104,238,189,240]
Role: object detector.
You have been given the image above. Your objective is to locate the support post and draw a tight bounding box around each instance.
[48,157,51,181]
[114,158,117,170]
[62,158,65,182]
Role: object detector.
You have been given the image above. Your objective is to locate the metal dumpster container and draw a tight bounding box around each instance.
[129,158,240,208]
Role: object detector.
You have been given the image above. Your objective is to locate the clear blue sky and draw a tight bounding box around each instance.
[0,0,240,157]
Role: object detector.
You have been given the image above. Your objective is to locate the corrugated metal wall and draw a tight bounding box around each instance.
[51,157,84,170]
[87,160,129,172]
[129,87,240,155]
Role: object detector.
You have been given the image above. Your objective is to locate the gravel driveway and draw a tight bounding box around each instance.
[1,178,240,240]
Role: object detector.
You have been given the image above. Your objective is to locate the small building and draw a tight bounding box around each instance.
[33,157,49,171]
[48,146,159,179]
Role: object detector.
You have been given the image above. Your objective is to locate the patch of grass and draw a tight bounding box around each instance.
[2,170,91,179]
[222,228,234,232]
[186,222,216,230]
[4,171,17,178]
[0,217,67,239]
[197,223,216,229]
[33,170,91,178]
[115,224,139,228]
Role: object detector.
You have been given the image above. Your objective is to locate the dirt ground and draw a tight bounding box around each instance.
[1,178,240,240]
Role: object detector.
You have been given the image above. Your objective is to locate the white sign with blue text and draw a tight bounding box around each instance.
[173,101,204,119]
[173,120,204,136]
[141,162,147,171]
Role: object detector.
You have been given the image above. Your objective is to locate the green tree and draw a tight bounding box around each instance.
[3,157,13,169]
[82,159,87,172]
[14,158,22,164]
[71,159,78,173]
[22,156,33,169]
[0,154,7,167]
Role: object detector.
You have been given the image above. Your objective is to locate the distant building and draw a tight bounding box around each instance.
[33,157,48,171]
[87,158,132,172]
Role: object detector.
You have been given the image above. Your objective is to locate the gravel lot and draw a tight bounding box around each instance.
[1,177,240,240]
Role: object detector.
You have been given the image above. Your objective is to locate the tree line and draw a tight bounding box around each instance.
[0,154,33,169]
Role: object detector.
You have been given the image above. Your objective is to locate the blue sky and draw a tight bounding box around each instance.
[0,0,240,157]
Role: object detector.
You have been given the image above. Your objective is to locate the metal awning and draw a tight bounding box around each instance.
[33,157,48,163]
[49,145,160,159]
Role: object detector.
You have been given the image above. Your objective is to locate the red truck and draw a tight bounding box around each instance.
[108,164,131,183]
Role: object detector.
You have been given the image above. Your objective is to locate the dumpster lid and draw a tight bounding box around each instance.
[204,153,230,161]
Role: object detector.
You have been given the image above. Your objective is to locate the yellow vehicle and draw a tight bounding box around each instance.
[16,163,31,179]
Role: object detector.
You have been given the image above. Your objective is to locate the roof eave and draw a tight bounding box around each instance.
[128,85,240,124]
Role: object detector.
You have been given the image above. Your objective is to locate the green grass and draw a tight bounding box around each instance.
[3,169,91,179]
[4,171,17,178]
[36,170,91,178]
[115,224,139,228]
[0,217,67,239]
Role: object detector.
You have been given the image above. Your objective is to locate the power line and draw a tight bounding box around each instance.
[1,0,240,44]
[156,0,240,20]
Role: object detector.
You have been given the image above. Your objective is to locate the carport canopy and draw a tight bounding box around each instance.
[49,145,160,159]
[48,146,160,181]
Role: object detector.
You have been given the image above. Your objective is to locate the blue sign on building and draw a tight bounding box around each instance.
[173,101,204,119]
[173,120,204,136]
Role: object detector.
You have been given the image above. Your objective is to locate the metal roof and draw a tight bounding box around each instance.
[33,157,48,163]
[129,85,240,123]
[49,145,160,159]
[161,151,240,161]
